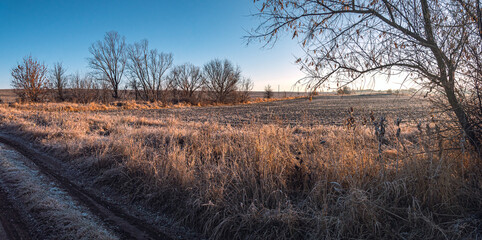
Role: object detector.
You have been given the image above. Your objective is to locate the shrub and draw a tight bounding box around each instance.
[337,86,351,95]
[11,55,49,102]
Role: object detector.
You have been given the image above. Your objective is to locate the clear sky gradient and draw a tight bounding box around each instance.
[0,0,404,91]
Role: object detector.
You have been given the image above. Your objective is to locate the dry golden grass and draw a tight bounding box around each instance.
[2,96,305,113]
[4,100,173,112]
[0,103,480,239]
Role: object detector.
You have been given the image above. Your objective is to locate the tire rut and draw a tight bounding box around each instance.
[0,186,31,240]
[0,133,173,240]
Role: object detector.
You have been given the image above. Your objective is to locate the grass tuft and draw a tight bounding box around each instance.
[0,103,480,239]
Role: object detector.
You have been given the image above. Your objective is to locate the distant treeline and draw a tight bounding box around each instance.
[10,31,253,105]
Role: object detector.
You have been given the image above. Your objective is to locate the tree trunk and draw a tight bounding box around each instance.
[444,85,481,150]
[113,86,119,99]
[58,88,64,101]
[420,0,480,151]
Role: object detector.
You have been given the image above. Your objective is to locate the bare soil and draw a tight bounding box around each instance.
[108,94,431,126]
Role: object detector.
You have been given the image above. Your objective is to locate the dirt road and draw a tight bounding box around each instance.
[0,186,31,240]
[0,134,193,240]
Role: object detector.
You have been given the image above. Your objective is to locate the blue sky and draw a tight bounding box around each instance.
[0,0,403,91]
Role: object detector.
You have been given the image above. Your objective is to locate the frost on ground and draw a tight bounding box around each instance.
[0,143,118,240]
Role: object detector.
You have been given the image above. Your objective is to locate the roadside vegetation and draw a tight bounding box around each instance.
[3,0,480,238]
[0,102,479,239]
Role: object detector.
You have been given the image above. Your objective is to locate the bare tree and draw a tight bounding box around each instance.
[264,84,273,99]
[88,31,126,99]
[170,63,204,102]
[69,72,99,103]
[203,59,242,103]
[129,78,140,100]
[237,77,254,102]
[11,55,49,102]
[455,0,482,149]
[126,39,173,102]
[50,62,68,101]
[250,0,482,149]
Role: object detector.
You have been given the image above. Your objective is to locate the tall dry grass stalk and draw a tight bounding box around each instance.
[3,96,305,113]
[0,103,480,239]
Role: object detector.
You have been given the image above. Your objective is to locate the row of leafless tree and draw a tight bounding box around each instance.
[11,32,253,104]
[11,58,117,103]
[88,32,253,104]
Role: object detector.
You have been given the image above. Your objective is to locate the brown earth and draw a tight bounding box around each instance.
[106,94,431,126]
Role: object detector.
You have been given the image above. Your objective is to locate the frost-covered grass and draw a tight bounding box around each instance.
[0,104,480,239]
[0,143,117,240]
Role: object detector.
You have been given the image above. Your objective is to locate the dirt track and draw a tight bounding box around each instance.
[0,134,184,240]
[0,186,31,240]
